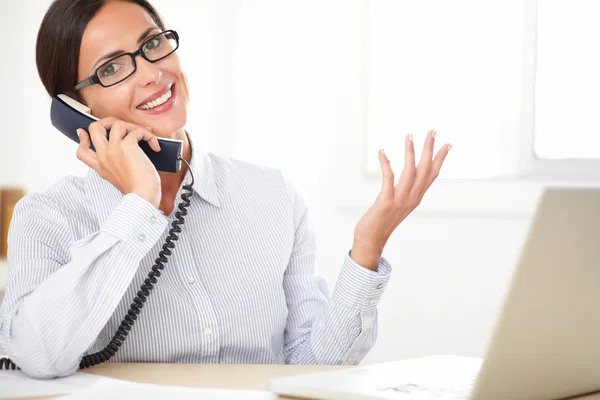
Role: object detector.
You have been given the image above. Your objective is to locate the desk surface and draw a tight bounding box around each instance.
[28,363,600,400]
[31,363,348,400]
[85,363,347,393]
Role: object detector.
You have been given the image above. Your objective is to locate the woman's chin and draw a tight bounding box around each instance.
[141,114,187,139]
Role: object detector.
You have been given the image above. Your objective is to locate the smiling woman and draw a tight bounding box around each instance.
[0,0,449,379]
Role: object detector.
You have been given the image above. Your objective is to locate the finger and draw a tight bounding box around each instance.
[424,143,452,191]
[409,130,436,198]
[76,128,97,158]
[75,129,99,169]
[108,120,128,144]
[393,134,416,195]
[122,128,161,152]
[420,129,436,164]
[95,117,143,135]
[88,121,109,151]
[379,149,394,199]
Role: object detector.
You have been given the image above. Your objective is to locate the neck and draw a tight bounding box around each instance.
[158,128,192,201]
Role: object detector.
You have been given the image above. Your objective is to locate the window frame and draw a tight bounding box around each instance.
[338,0,600,218]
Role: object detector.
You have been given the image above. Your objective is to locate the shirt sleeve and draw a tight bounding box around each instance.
[282,183,391,365]
[0,193,168,378]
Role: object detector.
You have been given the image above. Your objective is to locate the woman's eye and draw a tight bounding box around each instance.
[144,37,163,52]
[100,63,121,77]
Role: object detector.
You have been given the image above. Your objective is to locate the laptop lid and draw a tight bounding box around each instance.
[471,187,600,400]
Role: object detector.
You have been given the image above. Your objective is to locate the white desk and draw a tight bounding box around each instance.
[23,364,348,400]
[25,363,600,400]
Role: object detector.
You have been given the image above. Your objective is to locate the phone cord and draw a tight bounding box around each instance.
[0,157,194,371]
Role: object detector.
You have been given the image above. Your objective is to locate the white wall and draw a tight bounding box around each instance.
[0,1,26,187]
[0,0,537,364]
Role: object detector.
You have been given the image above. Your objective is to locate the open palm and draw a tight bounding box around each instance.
[351,130,452,269]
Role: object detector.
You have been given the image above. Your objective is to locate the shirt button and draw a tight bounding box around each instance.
[188,277,196,285]
[103,296,112,305]
[345,355,354,363]
[377,283,384,289]
[138,233,146,242]
[204,328,213,336]
[150,215,157,225]
[369,298,376,305]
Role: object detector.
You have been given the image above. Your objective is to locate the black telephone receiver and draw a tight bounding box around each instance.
[0,96,195,372]
[50,94,183,173]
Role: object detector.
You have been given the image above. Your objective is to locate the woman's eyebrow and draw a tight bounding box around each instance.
[137,27,159,44]
[91,27,160,70]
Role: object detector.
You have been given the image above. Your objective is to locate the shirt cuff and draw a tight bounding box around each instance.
[100,193,169,256]
[331,253,392,312]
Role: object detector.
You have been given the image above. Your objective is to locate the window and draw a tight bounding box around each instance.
[365,0,600,183]
[534,0,600,160]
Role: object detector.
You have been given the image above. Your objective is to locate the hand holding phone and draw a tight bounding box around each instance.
[50,94,189,207]
[77,118,162,208]
[51,94,183,173]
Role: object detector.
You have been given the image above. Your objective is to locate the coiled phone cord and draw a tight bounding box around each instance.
[0,156,194,371]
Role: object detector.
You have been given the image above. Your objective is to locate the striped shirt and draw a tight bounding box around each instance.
[0,147,391,379]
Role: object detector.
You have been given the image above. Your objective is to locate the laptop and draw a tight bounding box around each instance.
[269,187,600,400]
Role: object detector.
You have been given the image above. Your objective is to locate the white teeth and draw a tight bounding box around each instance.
[139,89,172,110]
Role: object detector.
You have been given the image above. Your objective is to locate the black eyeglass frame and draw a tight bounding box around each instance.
[75,30,179,91]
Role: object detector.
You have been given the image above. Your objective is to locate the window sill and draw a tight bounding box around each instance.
[334,177,600,219]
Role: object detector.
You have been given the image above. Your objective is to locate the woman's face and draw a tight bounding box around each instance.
[77,1,188,138]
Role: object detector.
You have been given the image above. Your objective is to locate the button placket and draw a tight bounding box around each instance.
[200,320,219,359]
[175,213,220,361]
[177,266,221,360]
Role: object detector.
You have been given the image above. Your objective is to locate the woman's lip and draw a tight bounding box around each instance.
[137,83,173,108]
[138,84,176,115]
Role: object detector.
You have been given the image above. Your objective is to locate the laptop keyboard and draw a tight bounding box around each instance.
[379,377,476,399]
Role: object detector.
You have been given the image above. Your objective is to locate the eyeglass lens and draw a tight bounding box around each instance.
[97,31,178,86]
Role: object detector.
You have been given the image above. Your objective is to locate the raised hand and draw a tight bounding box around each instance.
[351,130,452,270]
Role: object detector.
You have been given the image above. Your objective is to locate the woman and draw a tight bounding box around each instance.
[0,0,450,379]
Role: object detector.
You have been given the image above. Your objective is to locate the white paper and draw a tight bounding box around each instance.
[0,370,105,399]
[270,355,482,399]
[56,376,277,400]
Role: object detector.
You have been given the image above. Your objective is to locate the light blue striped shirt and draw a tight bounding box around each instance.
[0,148,391,379]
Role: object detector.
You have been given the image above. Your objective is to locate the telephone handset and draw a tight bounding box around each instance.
[50,94,183,173]
[0,96,195,372]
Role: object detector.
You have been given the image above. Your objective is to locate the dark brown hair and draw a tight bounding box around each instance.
[36,0,165,101]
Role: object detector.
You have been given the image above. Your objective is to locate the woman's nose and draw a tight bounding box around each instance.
[135,56,162,86]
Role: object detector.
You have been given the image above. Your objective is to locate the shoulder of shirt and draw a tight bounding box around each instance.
[13,175,87,221]
[206,152,300,203]
[206,152,281,176]
[207,152,290,187]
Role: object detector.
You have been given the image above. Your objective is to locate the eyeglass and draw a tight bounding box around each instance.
[75,30,179,90]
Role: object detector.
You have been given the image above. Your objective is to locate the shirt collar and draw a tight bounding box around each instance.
[185,139,222,208]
